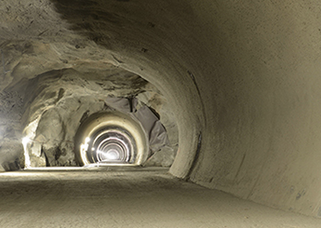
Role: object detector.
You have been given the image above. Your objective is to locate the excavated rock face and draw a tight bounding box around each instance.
[0,0,188,170]
[0,41,178,168]
[0,0,186,170]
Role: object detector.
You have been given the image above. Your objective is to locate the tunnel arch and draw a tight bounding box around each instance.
[0,0,321,218]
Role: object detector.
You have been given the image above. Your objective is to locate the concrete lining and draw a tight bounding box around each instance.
[0,0,321,218]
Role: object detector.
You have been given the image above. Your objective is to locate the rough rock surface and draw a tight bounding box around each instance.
[0,48,178,167]
[20,68,178,167]
[0,0,180,168]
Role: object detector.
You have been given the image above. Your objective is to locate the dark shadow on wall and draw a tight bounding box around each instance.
[49,0,197,53]
[49,0,208,178]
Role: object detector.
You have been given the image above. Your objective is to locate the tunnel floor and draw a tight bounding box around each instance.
[0,168,320,228]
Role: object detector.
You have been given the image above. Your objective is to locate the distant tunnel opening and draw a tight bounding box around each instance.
[74,111,148,166]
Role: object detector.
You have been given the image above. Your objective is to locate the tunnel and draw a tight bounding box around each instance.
[1,0,321,226]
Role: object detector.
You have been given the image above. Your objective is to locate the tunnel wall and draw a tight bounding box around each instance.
[181,0,321,217]
[85,0,321,216]
[1,0,321,217]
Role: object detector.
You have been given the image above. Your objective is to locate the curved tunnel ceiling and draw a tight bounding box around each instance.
[1,0,321,218]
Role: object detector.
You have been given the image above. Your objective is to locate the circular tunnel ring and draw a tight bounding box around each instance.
[75,111,149,166]
[94,132,132,163]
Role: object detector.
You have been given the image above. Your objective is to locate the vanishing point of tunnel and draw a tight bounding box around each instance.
[1,0,321,227]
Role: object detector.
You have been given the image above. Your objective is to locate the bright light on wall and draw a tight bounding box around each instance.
[22,137,31,169]
[97,149,120,161]
[22,137,30,145]
[80,137,90,165]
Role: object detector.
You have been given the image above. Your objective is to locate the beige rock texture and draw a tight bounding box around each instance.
[0,0,321,219]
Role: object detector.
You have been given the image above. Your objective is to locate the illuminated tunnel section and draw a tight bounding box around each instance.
[74,96,171,167]
[75,111,149,166]
[92,129,133,163]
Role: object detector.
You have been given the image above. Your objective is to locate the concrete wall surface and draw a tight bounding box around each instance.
[0,0,321,217]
